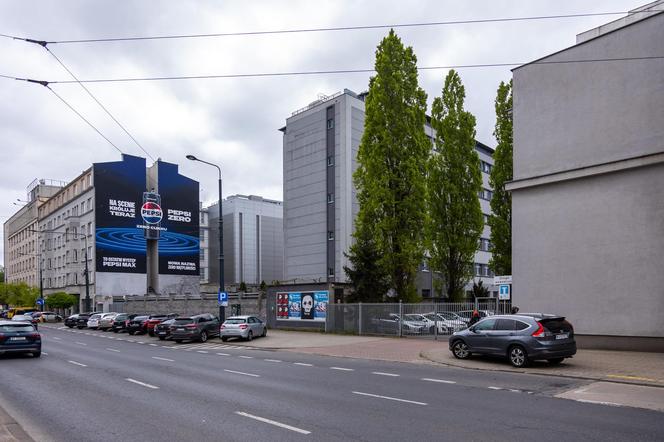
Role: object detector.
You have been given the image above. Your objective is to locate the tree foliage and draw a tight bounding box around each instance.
[471,279,490,299]
[488,80,513,275]
[238,281,247,292]
[428,70,484,301]
[344,228,390,302]
[352,30,429,302]
[45,292,78,309]
[0,282,39,307]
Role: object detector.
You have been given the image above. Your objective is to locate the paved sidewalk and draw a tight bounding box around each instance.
[241,330,664,387]
[0,404,32,442]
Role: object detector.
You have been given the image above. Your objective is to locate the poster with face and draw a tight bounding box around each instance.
[276,291,329,321]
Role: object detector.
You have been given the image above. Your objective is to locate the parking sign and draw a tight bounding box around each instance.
[218,291,228,307]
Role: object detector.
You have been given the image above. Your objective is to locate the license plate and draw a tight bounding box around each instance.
[556,333,569,340]
[176,328,184,331]
[10,337,27,341]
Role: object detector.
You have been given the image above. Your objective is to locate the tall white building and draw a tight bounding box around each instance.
[281,89,497,299]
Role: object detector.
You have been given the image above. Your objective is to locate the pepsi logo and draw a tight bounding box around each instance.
[141,202,162,224]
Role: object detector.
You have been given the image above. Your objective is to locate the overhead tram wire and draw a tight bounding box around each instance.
[36,11,664,44]
[34,55,663,84]
[0,10,661,45]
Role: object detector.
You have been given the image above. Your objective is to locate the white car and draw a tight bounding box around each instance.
[424,312,467,333]
[87,312,116,329]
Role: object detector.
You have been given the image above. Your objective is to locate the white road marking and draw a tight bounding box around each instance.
[238,355,254,359]
[510,389,521,393]
[67,360,87,367]
[216,353,230,356]
[264,359,282,363]
[105,348,120,352]
[149,343,158,347]
[330,367,354,371]
[75,342,87,346]
[137,341,145,344]
[488,386,502,390]
[224,369,260,378]
[116,338,125,341]
[372,372,399,377]
[574,399,622,407]
[352,391,427,406]
[422,378,456,384]
[52,337,61,340]
[152,357,175,362]
[235,411,311,435]
[41,352,48,355]
[125,378,159,389]
[197,350,208,354]
[293,362,313,367]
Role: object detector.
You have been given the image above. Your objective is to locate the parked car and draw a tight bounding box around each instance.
[423,312,467,333]
[127,315,150,335]
[86,313,104,330]
[98,313,120,331]
[154,318,178,340]
[220,316,267,341]
[145,314,178,336]
[405,313,453,334]
[449,314,576,368]
[11,314,38,330]
[33,311,63,323]
[111,313,142,333]
[170,314,220,343]
[370,313,426,335]
[76,313,96,329]
[0,320,41,357]
[65,314,80,328]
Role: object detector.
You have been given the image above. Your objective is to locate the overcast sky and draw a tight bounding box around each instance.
[0,0,647,266]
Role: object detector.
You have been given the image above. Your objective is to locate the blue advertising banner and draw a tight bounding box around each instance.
[277,291,328,322]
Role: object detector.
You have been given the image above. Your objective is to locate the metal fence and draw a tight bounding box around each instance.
[327,300,511,338]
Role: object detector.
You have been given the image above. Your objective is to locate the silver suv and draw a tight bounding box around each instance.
[449,314,576,367]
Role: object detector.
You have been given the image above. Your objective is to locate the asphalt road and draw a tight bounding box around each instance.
[1,326,663,442]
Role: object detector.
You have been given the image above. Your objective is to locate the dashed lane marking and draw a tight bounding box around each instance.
[293,362,313,367]
[352,391,427,406]
[197,351,209,354]
[217,353,230,356]
[264,359,282,363]
[125,378,159,389]
[238,355,254,359]
[152,357,175,362]
[224,369,260,378]
[235,411,311,435]
[488,386,502,390]
[330,367,354,371]
[41,352,48,355]
[105,348,121,353]
[372,372,399,377]
[68,360,87,367]
[75,342,87,346]
[422,378,456,384]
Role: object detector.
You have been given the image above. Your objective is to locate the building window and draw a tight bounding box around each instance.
[200,249,205,260]
[483,214,490,224]
[327,193,334,204]
[422,289,431,298]
[327,231,334,240]
[327,155,334,166]
[327,119,334,129]
[328,268,334,278]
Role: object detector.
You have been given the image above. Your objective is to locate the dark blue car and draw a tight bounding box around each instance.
[449,314,576,367]
[0,320,42,357]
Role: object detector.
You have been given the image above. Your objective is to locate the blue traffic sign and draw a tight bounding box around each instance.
[218,291,228,307]
[498,284,511,300]
[36,298,45,306]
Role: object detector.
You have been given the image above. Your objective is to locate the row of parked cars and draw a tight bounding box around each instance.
[371,310,494,335]
[64,312,268,343]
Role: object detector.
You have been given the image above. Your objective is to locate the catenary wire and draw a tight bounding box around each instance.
[45,46,155,161]
[45,85,125,155]
[0,10,661,44]
[16,11,664,44]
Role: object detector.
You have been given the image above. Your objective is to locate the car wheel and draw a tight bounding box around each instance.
[200,331,208,342]
[67,325,73,328]
[77,326,84,329]
[452,340,470,359]
[128,331,135,335]
[261,327,267,338]
[158,336,165,341]
[174,340,182,343]
[148,331,154,337]
[221,337,228,342]
[246,331,253,342]
[32,351,41,358]
[548,358,564,365]
[509,345,529,368]
[113,329,118,333]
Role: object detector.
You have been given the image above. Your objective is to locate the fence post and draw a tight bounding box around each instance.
[434,304,438,341]
[358,303,363,335]
[398,301,403,338]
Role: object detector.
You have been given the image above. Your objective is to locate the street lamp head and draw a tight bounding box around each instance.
[186,154,198,161]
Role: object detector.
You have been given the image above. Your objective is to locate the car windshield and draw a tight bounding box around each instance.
[12,315,32,321]
[115,315,127,320]
[134,316,149,321]
[405,314,424,321]
[90,314,102,320]
[225,318,246,324]
[173,318,194,325]
[0,324,35,332]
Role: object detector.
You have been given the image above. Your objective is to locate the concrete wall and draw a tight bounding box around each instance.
[511,11,664,338]
[119,294,266,319]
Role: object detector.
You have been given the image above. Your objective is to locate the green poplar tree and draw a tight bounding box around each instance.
[428,70,483,301]
[343,228,390,302]
[488,80,513,275]
[352,29,429,302]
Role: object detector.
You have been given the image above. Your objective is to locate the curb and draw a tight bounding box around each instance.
[0,403,33,442]
[419,350,664,389]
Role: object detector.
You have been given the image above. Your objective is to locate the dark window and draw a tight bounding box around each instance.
[248,317,256,323]
[514,321,530,331]
[495,319,516,331]
[327,119,334,129]
[473,319,496,331]
[327,193,334,203]
[541,318,573,334]
[328,231,334,240]
[327,155,334,166]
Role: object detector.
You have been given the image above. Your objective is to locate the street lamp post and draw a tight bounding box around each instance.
[186,154,225,323]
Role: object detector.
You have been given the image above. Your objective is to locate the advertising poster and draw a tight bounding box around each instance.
[94,155,147,274]
[277,291,328,322]
[156,161,200,275]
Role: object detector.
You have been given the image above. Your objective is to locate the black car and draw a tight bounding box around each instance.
[154,318,178,340]
[169,314,220,343]
[65,314,80,328]
[75,313,96,329]
[449,314,576,367]
[111,313,141,333]
[0,320,41,357]
[127,315,150,335]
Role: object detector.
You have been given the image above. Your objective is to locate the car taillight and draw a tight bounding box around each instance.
[0,334,5,342]
[29,333,40,339]
[532,322,545,337]
[220,325,225,330]
[239,324,248,330]
[186,324,197,329]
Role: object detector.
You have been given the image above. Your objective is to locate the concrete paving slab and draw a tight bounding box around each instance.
[556,381,664,412]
